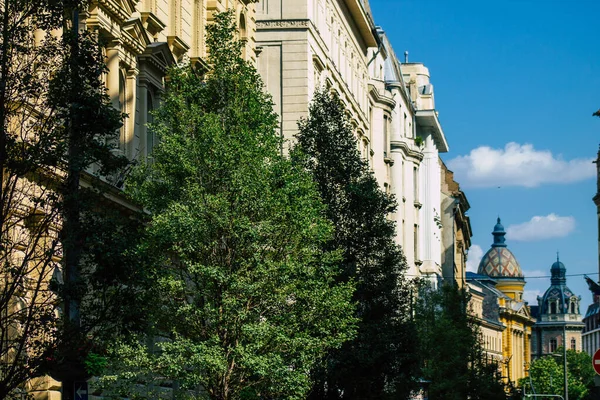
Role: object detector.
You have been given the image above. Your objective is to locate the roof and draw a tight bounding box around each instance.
[477,218,524,279]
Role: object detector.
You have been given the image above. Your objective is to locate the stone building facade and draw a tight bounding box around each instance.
[530,258,583,359]
[255,1,451,286]
[582,147,600,357]
[26,1,258,398]
[440,160,471,287]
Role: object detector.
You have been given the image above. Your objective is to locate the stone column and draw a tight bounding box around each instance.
[419,130,442,279]
[125,68,138,159]
[106,44,120,112]
[137,79,148,158]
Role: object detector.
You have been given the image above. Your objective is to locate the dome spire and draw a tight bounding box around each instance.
[551,254,566,285]
[491,217,507,248]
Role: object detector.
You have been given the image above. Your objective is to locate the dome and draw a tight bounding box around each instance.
[538,257,579,315]
[477,218,524,279]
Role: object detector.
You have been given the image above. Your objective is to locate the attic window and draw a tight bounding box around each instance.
[550,302,556,314]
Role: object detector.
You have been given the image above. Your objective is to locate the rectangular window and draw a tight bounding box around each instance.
[383,115,388,158]
[550,338,557,352]
[414,224,418,261]
[413,166,419,202]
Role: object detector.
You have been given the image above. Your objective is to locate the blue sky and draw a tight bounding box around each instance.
[368,0,600,307]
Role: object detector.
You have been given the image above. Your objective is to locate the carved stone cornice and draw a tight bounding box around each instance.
[168,35,190,59]
[140,11,166,38]
[368,83,395,109]
[94,0,135,24]
[391,140,424,161]
[256,19,310,30]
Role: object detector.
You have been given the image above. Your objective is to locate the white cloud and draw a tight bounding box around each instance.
[466,244,484,273]
[446,142,595,188]
[523,289,542,305]
[506,214,575,241]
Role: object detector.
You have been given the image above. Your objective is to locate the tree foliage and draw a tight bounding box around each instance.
[101,11,356,400]
[293,88,419,399]
[521,349,595,400]
[415,284,506,400]
[0,0,148,396]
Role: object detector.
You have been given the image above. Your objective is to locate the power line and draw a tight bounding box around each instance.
[402,272,599,280]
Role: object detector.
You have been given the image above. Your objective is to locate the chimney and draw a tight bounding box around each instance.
[404,51,409,63]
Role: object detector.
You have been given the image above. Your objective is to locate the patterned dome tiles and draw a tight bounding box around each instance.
[477,247,524,278]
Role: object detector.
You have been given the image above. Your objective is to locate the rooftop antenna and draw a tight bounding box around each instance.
[404,51,408,63]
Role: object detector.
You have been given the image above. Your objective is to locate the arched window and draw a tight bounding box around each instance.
[571,302,576,314]
[549,338,557,352]
[571,338,576,350]
[238,13,247,59]
[550,301,556,314]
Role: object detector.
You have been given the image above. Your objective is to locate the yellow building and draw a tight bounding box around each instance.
[475,218,535,385]
[22,1,258,399]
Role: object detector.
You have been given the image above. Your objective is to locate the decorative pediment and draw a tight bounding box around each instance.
[122,18,151,55]
[139,42,176,75]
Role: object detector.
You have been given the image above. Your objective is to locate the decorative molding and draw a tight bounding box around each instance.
[256,19,310,30]
[391,140,424,161]
[167,35,190,59]
[95,0,134,24]
[140,11,166,38]
[368,83,395,109]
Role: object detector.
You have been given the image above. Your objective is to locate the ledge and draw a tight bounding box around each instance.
[415,109,449,153]
[141,12,166,37]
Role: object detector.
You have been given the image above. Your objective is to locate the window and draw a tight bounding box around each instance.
[571,338,576,350]
[413,167,419,202]
[119,70,126,150]
[383,115,388,158]
[239,13,247,58]
[550,338,557,352]
[571,302,576,314]
[550,302,556,314]
[146,90,155,157]
[413,224,418,261]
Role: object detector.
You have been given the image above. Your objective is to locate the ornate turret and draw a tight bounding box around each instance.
[478,218,523,280]
[478,218,525,302]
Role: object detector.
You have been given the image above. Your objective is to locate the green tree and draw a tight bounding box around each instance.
[103,11,356,400]
[520,349,595,400]
[293,88,419,399]
[415,284,506,400]
[0,1,147,397]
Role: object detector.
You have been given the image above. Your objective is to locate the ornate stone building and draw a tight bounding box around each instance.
[440,160,471,287]
[466,272,506,364]
[26,1,258,398]
[582,147,600,356]
[255,1,451,286]
[475,218,535,385]
[89,0,257,166]
[531,258,583,359]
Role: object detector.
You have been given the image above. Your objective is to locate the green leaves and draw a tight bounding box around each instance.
[113,11,356,400]
[294,89,419,399]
